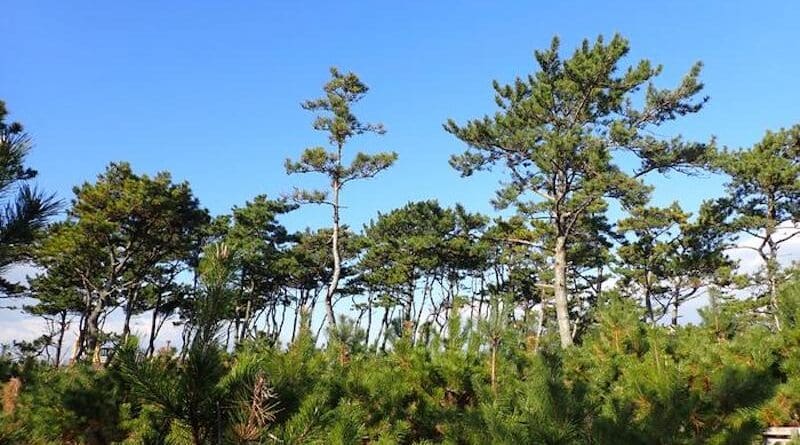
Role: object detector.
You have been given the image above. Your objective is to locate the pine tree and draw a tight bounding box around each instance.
[616,202,731,325]
[715,125,800,329]
[33,162,208,363]
[220,195,296,343]
[0,100,58,294]
[446,34,710,347]
[117,243,235,445]
[286,67,397,331]
[24,273,83,367]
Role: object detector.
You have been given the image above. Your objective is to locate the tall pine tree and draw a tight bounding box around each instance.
[286,68,397,331]
[446,35,710,347]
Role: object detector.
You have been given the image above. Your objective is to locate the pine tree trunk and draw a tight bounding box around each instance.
[325,178,341,332]
[122,303,133,341]
[241,298,252,342]
[291,302,301,343]
[765,197,781,331]
[147,291,163,356]
[490,341,498,395]
[534,302,545,352]
[553,235,573,348]
[277,303,287,341]
[644,287,655,325]
[365,299,373,348]
[84,294,107,360]
[54,312,67,368]
[671,289,680,327]
[379,307,391,351]
[92,343,102,367]
[70,320,84,364]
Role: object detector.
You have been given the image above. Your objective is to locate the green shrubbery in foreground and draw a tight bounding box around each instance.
[1,276,799,444]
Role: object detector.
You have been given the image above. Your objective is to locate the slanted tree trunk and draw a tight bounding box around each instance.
[490,339,498,396]
[379,307,391,352]
[70,321,84,364]
[671,289,681,327]
[277,303,287,341]
[534,302,546,353]
[241,298,253,342]
[325,174,342,332]
[291,295,302,343]
[54,312,68,368]
[365,296,373,348]
[84,292,108,362]
[763,196,781,330]
[412,279,431,343]
[121,289,138,341]
[644,279,655,325]
[147,290,164,356]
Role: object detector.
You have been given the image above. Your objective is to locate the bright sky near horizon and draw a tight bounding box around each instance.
[2,1,799,344]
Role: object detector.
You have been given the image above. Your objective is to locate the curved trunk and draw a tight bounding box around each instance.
[325,179,341,333]
[84,294,107,361]
[671,289,681,327]
[54,312,67,368]
[765,196,781,330]
[147,291,163,356]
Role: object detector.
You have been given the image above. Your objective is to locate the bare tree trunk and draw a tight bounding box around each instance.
[241,298,253,342]
[534,302,546,353]
[553,235,573,348]
[147,291,164,356]
[490,340,498,395]
[671,288,681,327]
[277,303,287,341]
[92,343,102,367]
[644,289,655,325]
[84,294,107,361]
[70,302,90,363]
[762,197,783,330]
[365,297,373,348]
[54,312,67,368]
[291,302,301,343]
[379,307,391,352]
[121,288,139,341]
[325,176,342,333]
[70,333,82,364]
[413,279,431,342]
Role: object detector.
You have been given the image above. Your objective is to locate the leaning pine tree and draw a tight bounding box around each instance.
[286,68,397,331]
[445,35,711,347]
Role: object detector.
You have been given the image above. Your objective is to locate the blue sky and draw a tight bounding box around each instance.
[1,1,799,341]
[4,0,799,231]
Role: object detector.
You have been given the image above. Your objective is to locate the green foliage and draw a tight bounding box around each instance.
[715,126,800,236]
[712,125,800,325]
[31,162,209,361]
[3,364,125,444]
[616,202,733,325]
[6,277,800,443]
[285,67,397,331]
[0,100,58,293]
[446,34,711,347]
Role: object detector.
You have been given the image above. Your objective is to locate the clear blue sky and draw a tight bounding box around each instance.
[3,1,799,231]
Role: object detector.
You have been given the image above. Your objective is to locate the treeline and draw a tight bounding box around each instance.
[0,34,799,444]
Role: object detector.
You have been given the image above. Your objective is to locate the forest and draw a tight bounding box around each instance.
[0,34,799,444]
